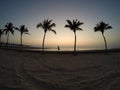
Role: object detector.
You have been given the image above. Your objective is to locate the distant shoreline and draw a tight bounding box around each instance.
[0,46,120,54]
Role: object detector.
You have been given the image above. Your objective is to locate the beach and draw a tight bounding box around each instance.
[0,49,120,90]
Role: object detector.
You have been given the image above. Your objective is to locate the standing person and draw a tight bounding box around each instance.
[58,46,60,51]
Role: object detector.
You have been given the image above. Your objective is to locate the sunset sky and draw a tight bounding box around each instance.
[0,0,120,50]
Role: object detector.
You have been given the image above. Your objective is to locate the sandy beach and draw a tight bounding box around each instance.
[0,49,120,90]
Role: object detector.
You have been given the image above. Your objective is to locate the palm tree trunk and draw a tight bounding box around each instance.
[102,34,108,54]
[21,34,23,46]
[42,32,46,53]
[0,35,1,43]
[7,32,9,46]
[74,31,77,54]
[0,35,1,46]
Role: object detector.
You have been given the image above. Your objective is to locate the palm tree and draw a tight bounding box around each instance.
[94,21,112,54]
[36,19,56,53]
[3,22,15,45]
[65,19,84,54]
[15,25,29,46]
[0,29,3,43]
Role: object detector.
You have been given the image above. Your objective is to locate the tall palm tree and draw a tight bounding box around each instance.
[0,29,3,43]
[36,19,56,53]
[65,19,84,54]
[94,21,112,54]
[3,22,15,45]
[15,25,29,46]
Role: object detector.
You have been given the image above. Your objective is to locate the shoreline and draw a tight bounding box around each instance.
[0,46,120,54]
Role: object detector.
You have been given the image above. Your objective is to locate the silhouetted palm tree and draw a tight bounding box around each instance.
[65,19,84,54]
[15,25,29,46]
[94,21,112,54]
[37,19,56,53]
[3,22,15,45]
[0,29,3,43]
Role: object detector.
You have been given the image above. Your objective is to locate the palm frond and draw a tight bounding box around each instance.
[105,26,112,29]
[94,27,99,32]
[77,27,83,30]
[65,24,70,27]
[10,30,14,35]
[15,27,20,31]
[49,23,56,28]
[0,29,3,34]
[73,19,76,26]
[49,29,56,34]
[36,23,43,28]
[48,19,52,24]
[25,28,29,32]
[78,22,84,25]
[3,29,8,35]
[66,20,73,27]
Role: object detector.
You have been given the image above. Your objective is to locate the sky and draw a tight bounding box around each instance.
[0,0,120,50]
